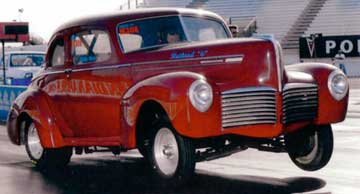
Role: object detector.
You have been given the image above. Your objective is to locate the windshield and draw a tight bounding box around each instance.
[118,16,230,53]
[10,54,45,67]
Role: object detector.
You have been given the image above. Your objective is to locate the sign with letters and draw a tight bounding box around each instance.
[299,34,360,58]
[0,22,29,42]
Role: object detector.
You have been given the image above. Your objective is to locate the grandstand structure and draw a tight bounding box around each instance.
[142,0,360,76]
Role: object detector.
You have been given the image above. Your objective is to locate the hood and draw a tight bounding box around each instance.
[127,38,282,92]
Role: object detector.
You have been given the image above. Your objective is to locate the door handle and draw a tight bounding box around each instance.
[64,68,72,78]
[64,68,72,74]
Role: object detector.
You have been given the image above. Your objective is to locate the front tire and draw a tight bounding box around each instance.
[25,121,72,169]
[286,125,333,171]
[149,123,195,182]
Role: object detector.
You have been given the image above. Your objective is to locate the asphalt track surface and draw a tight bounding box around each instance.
[0,81,359,194]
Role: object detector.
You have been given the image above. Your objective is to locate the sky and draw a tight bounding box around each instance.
[0,0,141,42]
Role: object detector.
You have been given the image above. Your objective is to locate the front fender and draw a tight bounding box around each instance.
[285,63,348,124]
[7,88,66,148]
[121,72,204,148]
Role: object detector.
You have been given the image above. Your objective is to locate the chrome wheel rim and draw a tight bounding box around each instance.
[153,127,179,176]
[27,123,43,160]
[296,133,319,164]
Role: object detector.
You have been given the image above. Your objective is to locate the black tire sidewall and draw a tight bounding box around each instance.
[287,125,333,171]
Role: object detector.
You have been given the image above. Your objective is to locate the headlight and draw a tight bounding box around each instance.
[327,70,348,101]
[189,80,213,112]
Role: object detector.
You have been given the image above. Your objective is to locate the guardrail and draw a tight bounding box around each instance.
[0,85,26,121]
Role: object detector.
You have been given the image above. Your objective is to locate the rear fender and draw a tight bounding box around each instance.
[7,89,66,148]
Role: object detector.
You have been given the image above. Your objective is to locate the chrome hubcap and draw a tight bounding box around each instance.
[27,123,43,160]
[153,127,179,176]
[296,133,319,164]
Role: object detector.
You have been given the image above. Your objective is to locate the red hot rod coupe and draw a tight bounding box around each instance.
[7,8,348,180]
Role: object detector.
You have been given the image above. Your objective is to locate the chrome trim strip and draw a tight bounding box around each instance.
[221,92,276,99]
[223,120,276,128]
[40,70,64,76]
[222,96,275,103]
[71,64,131,73]
[40,64,131,76]
[222,112,276,119]
[200,59,224,64]
[132,54,244,66]
[133,56,244,72]
[269,40,282,92]
[283,104,318,111]
[222,97,276,107]
[222,104,275,112]
[225,56,244,63]
[221,86,276,95]
[222,108,276,115]
[222,116,276,123]
[134,63,203,72]
[283,83,317,91]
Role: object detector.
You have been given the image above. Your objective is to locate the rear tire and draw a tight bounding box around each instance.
[24,121,72,169]
[286,125,333,171]
[148,123,195,182]
[137,140,149,159]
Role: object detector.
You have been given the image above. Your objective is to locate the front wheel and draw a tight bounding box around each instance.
[286,124,333,171]
[149,123,196,182]
[25,121,72,169]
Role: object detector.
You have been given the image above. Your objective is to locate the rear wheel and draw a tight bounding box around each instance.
[149,123,195,182]
[286,125,333,171]
[25,121,72,169]
[137,136,150,159]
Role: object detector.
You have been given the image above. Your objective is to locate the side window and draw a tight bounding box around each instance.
[49,39,65,67]
[71,30,112,65]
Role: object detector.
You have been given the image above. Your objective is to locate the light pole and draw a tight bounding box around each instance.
[18,8,24,22]
[2,40,6,85]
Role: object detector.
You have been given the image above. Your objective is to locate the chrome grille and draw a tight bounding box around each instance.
[221,87,276,128]
[282,83,318,124]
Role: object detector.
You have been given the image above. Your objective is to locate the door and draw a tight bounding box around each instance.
[65,28,131,138]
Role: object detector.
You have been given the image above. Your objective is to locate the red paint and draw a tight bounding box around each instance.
[7,8,348,150]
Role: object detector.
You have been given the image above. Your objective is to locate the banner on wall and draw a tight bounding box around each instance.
[0,86,26,120]
[299,34,360,58]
